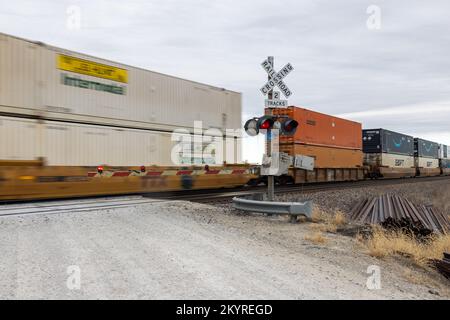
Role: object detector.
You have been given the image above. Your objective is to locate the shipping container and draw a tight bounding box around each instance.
[414,138,439,159]
[440,159,450,169]
[267,107,362,149]
[439,144,449,159]
[279,143,363,168]
[0,33,241,133]
[415,157,439,169]
[362,129,414,156]
[0,116,240,166]
[364,153,414,168]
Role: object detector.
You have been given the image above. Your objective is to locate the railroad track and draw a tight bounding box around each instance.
[152,175,450,203]
[0,175,449,217]
[0,196,167,217]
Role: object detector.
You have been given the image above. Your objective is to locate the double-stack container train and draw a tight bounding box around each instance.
[439,144,450,175]
[362,129,415,178]
[0,32,242,167]
[0,32,448,201]
[268,107,365,184]
[414,138,440,177]
[0,32,247,200]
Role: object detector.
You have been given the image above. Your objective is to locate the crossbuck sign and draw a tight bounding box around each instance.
[260,59,293,99]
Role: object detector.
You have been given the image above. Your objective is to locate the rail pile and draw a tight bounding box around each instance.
[349,193,450,235]
[433,253,450,279]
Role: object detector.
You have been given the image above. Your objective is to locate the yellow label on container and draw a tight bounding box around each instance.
[57,54,128,83]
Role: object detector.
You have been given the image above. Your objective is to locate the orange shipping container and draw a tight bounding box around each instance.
[279,143,363,168]
[267,106,362,149]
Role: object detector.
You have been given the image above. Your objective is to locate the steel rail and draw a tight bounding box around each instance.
[162,175,450,203]
[0,175,448,216]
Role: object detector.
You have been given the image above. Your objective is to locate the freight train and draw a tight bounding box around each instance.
[0,33,449,201]
[1,105,448,201]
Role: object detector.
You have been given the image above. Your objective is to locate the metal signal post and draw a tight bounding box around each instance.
[244,56,295,202]
[266,56,275,201]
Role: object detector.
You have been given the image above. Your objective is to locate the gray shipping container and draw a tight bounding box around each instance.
[414,138,439,159]
[362,129,414,156]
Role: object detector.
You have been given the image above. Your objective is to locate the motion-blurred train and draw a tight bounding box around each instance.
[1,106,449,202]
[0,33,449,201]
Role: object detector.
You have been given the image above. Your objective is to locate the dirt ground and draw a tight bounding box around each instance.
[0,192,448,299]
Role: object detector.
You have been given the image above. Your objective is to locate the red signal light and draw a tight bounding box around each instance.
[260,120,271,129]
[257,116,274,131]
[245,116,275,136]
[140,165,146,172]
[97,166,104,174]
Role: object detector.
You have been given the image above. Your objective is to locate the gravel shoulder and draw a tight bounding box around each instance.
[0,190,448,299]
[275,179,450,215]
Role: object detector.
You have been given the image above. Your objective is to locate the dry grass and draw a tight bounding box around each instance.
[311,207,328,223]
[310,223,335,233]
[304,231,327,244]
[333,211,346,226]
[310,207,347,234]
[359,226,450,267]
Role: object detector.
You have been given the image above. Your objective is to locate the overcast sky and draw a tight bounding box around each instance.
[1,0,449,162]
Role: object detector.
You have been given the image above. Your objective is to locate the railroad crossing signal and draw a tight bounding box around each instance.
[257,56,296,202]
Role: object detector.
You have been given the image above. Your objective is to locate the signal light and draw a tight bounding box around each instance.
[257,116,274,131]
[140,165,146,173]
[244,116,297,136]
[97,166,104,174]
[281,119,299,135]
[244,116,276,136]
[244,118,259,137]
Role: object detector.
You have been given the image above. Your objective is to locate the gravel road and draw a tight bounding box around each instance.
[0,199,448,299]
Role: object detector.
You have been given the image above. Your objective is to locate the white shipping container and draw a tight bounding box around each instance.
[0,33,241,133]
[415,157,439,169]
[364,153,414,168]
[0,116,240,166]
